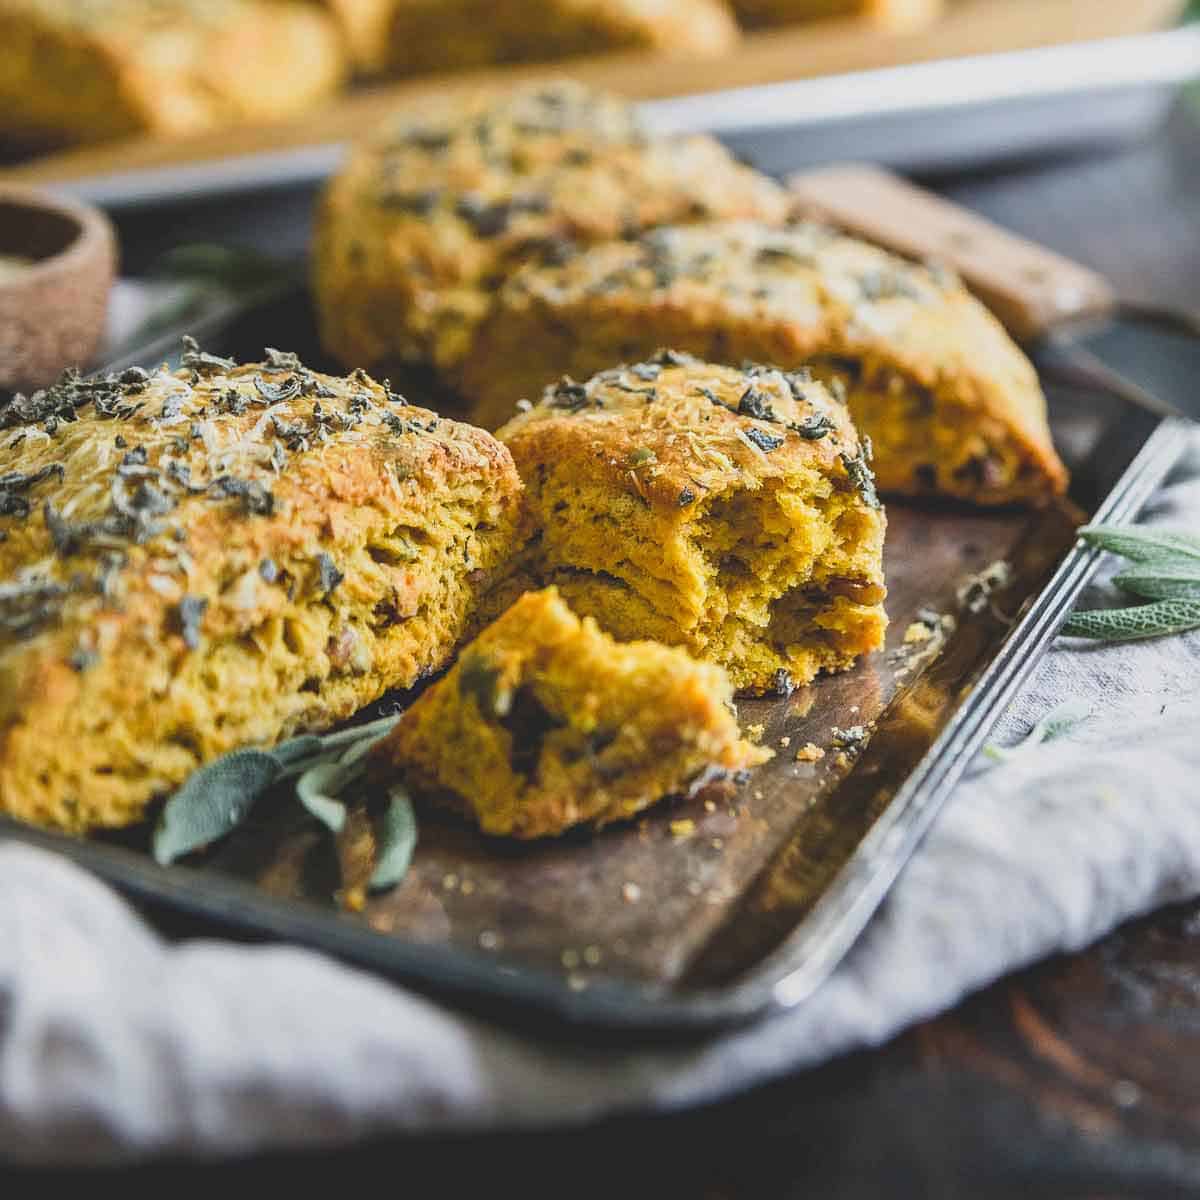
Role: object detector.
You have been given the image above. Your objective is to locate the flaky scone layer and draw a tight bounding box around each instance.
[0,351,525,832]
[465,220,1067,505]
[374,587,769,839]
[493,353,888,694]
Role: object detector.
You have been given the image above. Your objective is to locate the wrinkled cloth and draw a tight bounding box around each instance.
[2,434,1199,1166]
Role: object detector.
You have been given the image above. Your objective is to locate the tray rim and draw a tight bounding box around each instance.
[0,291,1190,1034]
[8,24,1198,211]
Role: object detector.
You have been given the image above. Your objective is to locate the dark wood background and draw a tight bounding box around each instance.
[6,94,1200,1198]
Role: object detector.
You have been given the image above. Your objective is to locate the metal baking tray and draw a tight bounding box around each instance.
[25,25,1200,212]
[0,287,1188,1034]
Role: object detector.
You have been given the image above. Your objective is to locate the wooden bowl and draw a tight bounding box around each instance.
[0,187,117,395]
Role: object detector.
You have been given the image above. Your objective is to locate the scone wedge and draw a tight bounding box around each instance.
[0,0,345,145]
[464,221,1068,505]
[491,353,888,695]
[0,349,525,833]
[344,0,739,77]
[372,587,769,839]
[312,81,789,383]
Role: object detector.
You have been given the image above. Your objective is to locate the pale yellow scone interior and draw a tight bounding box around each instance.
[0,0,346,144]
[373,587,770,839]
[348,0,739,77]
[493,353,888,695]
[464,221,1068,506]
[0,351,525,833]
[312,80,789,381]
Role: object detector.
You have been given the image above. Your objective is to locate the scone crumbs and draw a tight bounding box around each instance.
[746,723,765,742]
[622,881,643,903]
[342,887,366,913]
[795,743,825,763]
[779,735,791,748]
[479,930,501,951]
[904,621,934,644]
[670,819,696,839]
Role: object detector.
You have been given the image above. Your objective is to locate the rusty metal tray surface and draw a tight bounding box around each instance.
[0,289,1188,1034]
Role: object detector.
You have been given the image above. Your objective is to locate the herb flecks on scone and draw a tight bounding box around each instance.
[373,587,769,839]
[312,81,789,383]
[0,0,345,144]
[0,345,525,833]
[464,220,1067,505]
[489,352,888,695]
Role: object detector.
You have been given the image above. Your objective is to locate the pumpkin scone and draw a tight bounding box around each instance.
[345,0,738,77]
[490,353,888,695]
[730,0,942,30]
[0,347,525,834]
[463,221,1068,505]
[312,81,790,383]
[372,587,769,839]
[0,0,345,145]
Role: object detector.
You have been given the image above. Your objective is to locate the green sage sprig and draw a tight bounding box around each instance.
[1061,525,1200,643]
[153,713,417,892]
[983,699,1092,763]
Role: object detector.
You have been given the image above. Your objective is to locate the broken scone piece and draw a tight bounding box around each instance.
[464,221,1067,505]
[373,588,769,839]
[491,353,889,695]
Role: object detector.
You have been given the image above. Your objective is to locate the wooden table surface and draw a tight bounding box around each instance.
[6,96,1200,1200]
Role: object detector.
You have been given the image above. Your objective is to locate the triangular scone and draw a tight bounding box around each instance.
[312,83,789,382]
[0,0,345,144]
[0,353,525,833]
[337,0,739,77]
[373,587,769,840]
[463,221,1068,505]
[492,353,888,696]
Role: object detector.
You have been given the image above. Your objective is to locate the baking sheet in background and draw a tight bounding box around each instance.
[0,288,1187,1031]
[1,0,1194,209]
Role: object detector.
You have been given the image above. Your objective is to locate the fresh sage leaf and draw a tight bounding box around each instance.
[984,699,1092,763]
[1063,599,1200,643]
[1060,525,1200,644]
[1077,525,1200,567]
[1114,565,1200,601]
[370,785,418,891]
[271,735,328,768]
[295,759,351,834]
[154,750,281,864]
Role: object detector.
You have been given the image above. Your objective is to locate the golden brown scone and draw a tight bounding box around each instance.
[731,0,942,30]
[311,0,395,72]
[0,0,345,145]
[373,587,769,839]
[353,0,739,78]
[491,353,888,695]
[464,221,1068,505]
[0,346,525,833]
[312,80,790,382]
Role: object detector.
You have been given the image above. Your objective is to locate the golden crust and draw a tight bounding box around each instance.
[464,221,1068,505]
[311,81,790,377]
[361,0,739,77]
[0,0,346,144]
[0,350,525,833]
[493,353,888,694]
[373,587,769,839]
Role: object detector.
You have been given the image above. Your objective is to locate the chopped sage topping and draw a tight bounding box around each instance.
[316,553,344,597]
[678,486,697,507]
[180,335,235,374]
[789,414,834,441]
[0,463,65,518]
[627,447,657,467]
[176,595,208,650]
[742,427,785,454]
[840,442,880,509]
[737,388,777,423]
